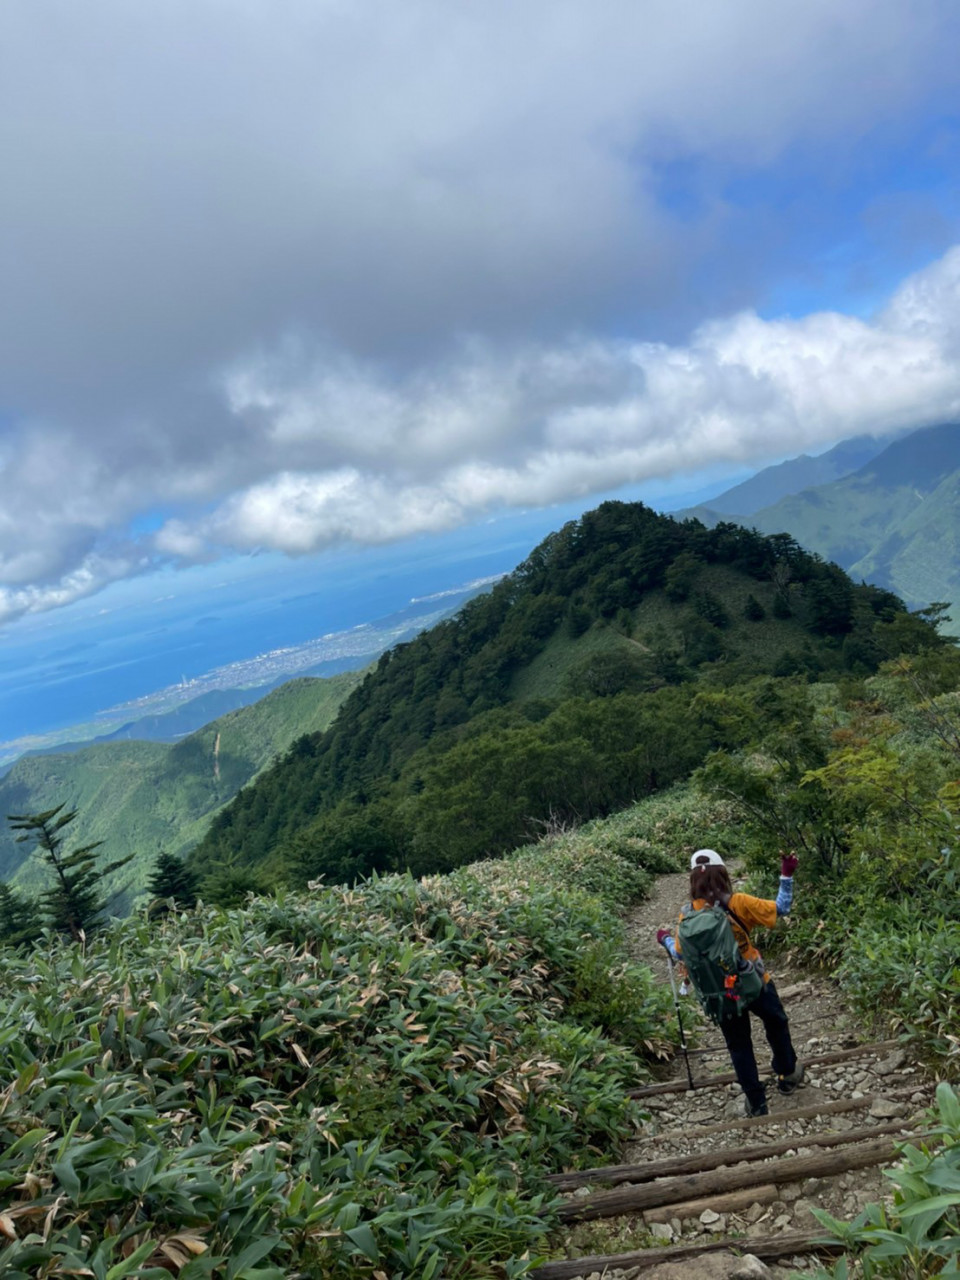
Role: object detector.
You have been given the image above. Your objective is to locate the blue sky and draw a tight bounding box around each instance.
[1,0,960,638]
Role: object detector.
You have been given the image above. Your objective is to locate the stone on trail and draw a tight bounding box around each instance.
[792,1198,819,1228]
[639,1256,774,1280]
[874,1050,907,1076]
[649,1221,674,1242]
[730,1258,774,1280]
[642,1256,746,1280]
[777,983,808,1000]
[869,1098,905,1119]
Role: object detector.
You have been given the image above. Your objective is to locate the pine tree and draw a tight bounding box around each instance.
[7,806,131,941]
[744,593,766,621]
[0,882,41,948]
[147,851,199,914]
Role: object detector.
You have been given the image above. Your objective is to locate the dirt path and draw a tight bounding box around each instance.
[540,870,931,1280]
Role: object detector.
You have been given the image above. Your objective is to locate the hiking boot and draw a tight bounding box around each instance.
[778,1062,805,1094]
[744,1096,768,1117]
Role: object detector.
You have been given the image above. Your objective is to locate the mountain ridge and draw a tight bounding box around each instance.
[0,670,362,909]
[190,499,923,895]
[682,422,960,617]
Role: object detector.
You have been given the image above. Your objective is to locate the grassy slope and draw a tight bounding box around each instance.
[512,567,823,702]
[0,826,679,1277]
[632,565,815,661]
[2,671,362,905]
[509,622,633,701]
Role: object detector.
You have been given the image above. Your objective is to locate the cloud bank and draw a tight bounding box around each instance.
[3,244,958,625]
[1,1,959,623]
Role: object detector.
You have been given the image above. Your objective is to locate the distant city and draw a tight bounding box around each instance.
[0,575,503,768]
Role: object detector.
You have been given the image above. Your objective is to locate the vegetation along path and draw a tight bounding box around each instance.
[537,868,934,1280]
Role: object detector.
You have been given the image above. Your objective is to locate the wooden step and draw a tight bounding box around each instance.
[629,1038,901,1098]
[529,1228,842,1280]
[643,1083,924,1143]
[687,1013,851,1057]
[553,1134,904,1223]
[643,1182,778,1225]
[547,1118,916,1190]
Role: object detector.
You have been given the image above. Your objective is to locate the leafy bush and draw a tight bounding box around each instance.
[832,903,960,1060]
[592,782,742,868]
[803,1083,960,1279]
[0,870,670,1278]
[463,836,653,911]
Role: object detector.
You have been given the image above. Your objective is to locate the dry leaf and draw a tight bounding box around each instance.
[160,1241,192,1268]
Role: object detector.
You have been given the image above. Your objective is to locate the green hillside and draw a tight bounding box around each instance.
[0,671,362,909]
[193,499,927,893]
[2,654,957,1275]
[690,422,960,616]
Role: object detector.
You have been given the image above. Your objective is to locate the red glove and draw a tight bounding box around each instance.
[656,929,672,947]
[780,853,799,877]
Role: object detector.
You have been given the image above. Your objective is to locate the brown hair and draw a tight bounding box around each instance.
[689,862,732,904]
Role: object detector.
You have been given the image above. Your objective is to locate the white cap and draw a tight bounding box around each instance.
[690,848,725,869]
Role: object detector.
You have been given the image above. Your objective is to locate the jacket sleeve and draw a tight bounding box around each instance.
[729,893,777,930]
[775,875,794,916]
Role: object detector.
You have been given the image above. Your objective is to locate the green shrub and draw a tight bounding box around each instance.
[0,872,671,1278]
[834,904,960,1059]
[803,1083,960,1280]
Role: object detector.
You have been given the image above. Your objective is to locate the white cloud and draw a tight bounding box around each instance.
[147,245,960,560]
[0,553,141,626]
[1,2,959,622]
[2,242,958,624]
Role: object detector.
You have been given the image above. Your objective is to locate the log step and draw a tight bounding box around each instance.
[688,1013,850,1057]
[644,1083,925,1143]
[530,1228,842,1280]
[547,1118,917,1190]
[643,1182,779,1225]
[629,1038,901,1098]
[553,1134,902,1222]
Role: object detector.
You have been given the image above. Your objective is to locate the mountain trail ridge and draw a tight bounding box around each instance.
[540,868,931,1279]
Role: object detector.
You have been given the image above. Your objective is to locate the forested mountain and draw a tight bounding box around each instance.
[685,422,960,614]
[0,671,361,910]
[193,499,935,895]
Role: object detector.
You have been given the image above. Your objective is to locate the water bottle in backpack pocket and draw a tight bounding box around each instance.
[677,902,764,1025]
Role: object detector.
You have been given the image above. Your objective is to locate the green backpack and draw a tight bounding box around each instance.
[677,902,764,1025]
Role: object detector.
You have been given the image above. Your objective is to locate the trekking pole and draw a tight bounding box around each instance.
[659,939,695,1091]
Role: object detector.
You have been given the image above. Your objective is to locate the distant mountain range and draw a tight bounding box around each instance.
[701,434,893,517]
[682,422,960,618]
[0,671,362,911]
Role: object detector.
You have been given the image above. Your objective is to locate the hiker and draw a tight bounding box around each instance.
[656,848,804,1117]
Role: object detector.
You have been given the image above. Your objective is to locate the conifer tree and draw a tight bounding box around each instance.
[7,806,131,940]
[146,851,199,914]
[0,882,41,948]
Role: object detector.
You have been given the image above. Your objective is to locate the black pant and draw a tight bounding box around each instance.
[720,980,797,1108]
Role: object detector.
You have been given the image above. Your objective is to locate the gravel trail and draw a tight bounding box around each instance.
[546,869,930,1280]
